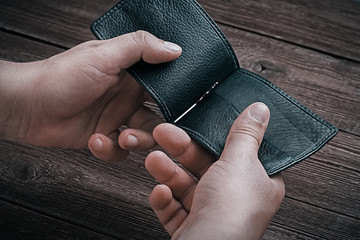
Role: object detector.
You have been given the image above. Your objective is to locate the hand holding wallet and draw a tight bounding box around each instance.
[90,0,337,175]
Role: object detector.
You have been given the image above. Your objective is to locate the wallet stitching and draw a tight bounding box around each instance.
[92,0,240,123]
[91,1,337,175]
[237,70,338,173]
[210,69,337,173]
[239,69,336,131]
[207,91,294,170]
[203,70,337,174]
[207,87,336,174]
[268,127,336,174]
[90,0,174,121]
[190,0,239,70]
[91,0,129,33]
[177,125,220,156]
[128,68,173,121]
[91,0,337,133]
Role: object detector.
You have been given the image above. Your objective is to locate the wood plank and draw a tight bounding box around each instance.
[0,31,63,62]
[0,141,169,239]
[264,224,316,240]
[220,23,360,135]
[1,31,358,221]
[272,198,360,240]
[283,156,360,219]
[198,0,360,62]
[1,2,359,239]
[1,2,359,135]
[1,0,359,62]
[314,131,360,172]
[1,18,360,238]
[149,102,360,219]
[0,0,117,47]
[0,199,115,240]
[0,137,359,239]
[277,129,360,220]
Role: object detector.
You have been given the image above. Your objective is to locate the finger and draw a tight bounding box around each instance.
[145,151,196,211]
[99,30,182,71]
[149,185,188,236]
[88,132,129,163]
[221,103,285,211]
[119,129,154,151]
[221,102,270,167]
[119,105,163,151]
[153,123,214,179]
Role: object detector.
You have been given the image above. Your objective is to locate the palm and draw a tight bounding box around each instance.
[1,31,181,162]
[26,47,147,149]
[146,104,284,239]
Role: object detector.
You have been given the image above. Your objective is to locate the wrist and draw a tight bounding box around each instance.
[0,60,42,142]
[173,207,273,240]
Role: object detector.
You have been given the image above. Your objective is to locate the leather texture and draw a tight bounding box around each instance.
[91,0,338,175]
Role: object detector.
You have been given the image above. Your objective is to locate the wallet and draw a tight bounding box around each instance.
[90,0,337,175]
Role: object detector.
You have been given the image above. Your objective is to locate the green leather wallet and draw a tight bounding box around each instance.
[90,0,337,175]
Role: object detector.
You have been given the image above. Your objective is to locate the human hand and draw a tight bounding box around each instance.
[0,31,182,162]
[145,103,285,239]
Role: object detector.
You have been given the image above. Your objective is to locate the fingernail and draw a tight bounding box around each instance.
[249,103,269,124]
[125,134,138,148]
[92,138,103,152]
[164,41,181,52]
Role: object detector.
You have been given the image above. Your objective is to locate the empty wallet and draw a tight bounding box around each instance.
[90,0,338,175]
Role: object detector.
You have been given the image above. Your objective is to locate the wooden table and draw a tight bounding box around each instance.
[1,0,359,239]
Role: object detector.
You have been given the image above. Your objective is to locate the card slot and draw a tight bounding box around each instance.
[175,90,292,175]
[215,69,337,156]
[91,0,337,175]
[91,0,238,122]
[176,68,337,175]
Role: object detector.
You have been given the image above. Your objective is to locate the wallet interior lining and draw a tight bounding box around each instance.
[175,68,337,174]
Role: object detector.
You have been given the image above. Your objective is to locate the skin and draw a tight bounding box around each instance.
[0,30,182,162]
[146,103,285,239]
[0,32,285,238]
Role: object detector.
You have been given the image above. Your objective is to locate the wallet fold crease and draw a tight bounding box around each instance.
[90,0,338,175]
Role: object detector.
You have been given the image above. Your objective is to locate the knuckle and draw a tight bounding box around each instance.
[82,40,111,62]
[70,40,101,52]
[131,30,151,47]
[81,39,101,49]
[231,123,263,146]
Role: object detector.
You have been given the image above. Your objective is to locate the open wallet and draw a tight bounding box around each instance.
[90,0,337,175]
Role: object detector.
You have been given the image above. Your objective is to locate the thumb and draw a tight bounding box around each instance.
[220,102,270,165]
[96,30,182,70]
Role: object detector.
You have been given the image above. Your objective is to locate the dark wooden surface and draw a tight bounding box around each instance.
[0,0,359,239]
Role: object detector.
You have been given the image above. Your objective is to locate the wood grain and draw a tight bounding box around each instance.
[198,0,360,62]
[321,131,360,171]
[0,139,358,239]
[0,0,359,239]
[0,0,360,61]
[283,156,360,219]
[1,1,359,134]
[0,0,117,47]
[265,223,317,240]
[0,31,63,62]
[0,199,115,240]
[1,0,359,62]
[0,141,169,239]
[219,23,360,135]
[273,198,360,240]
